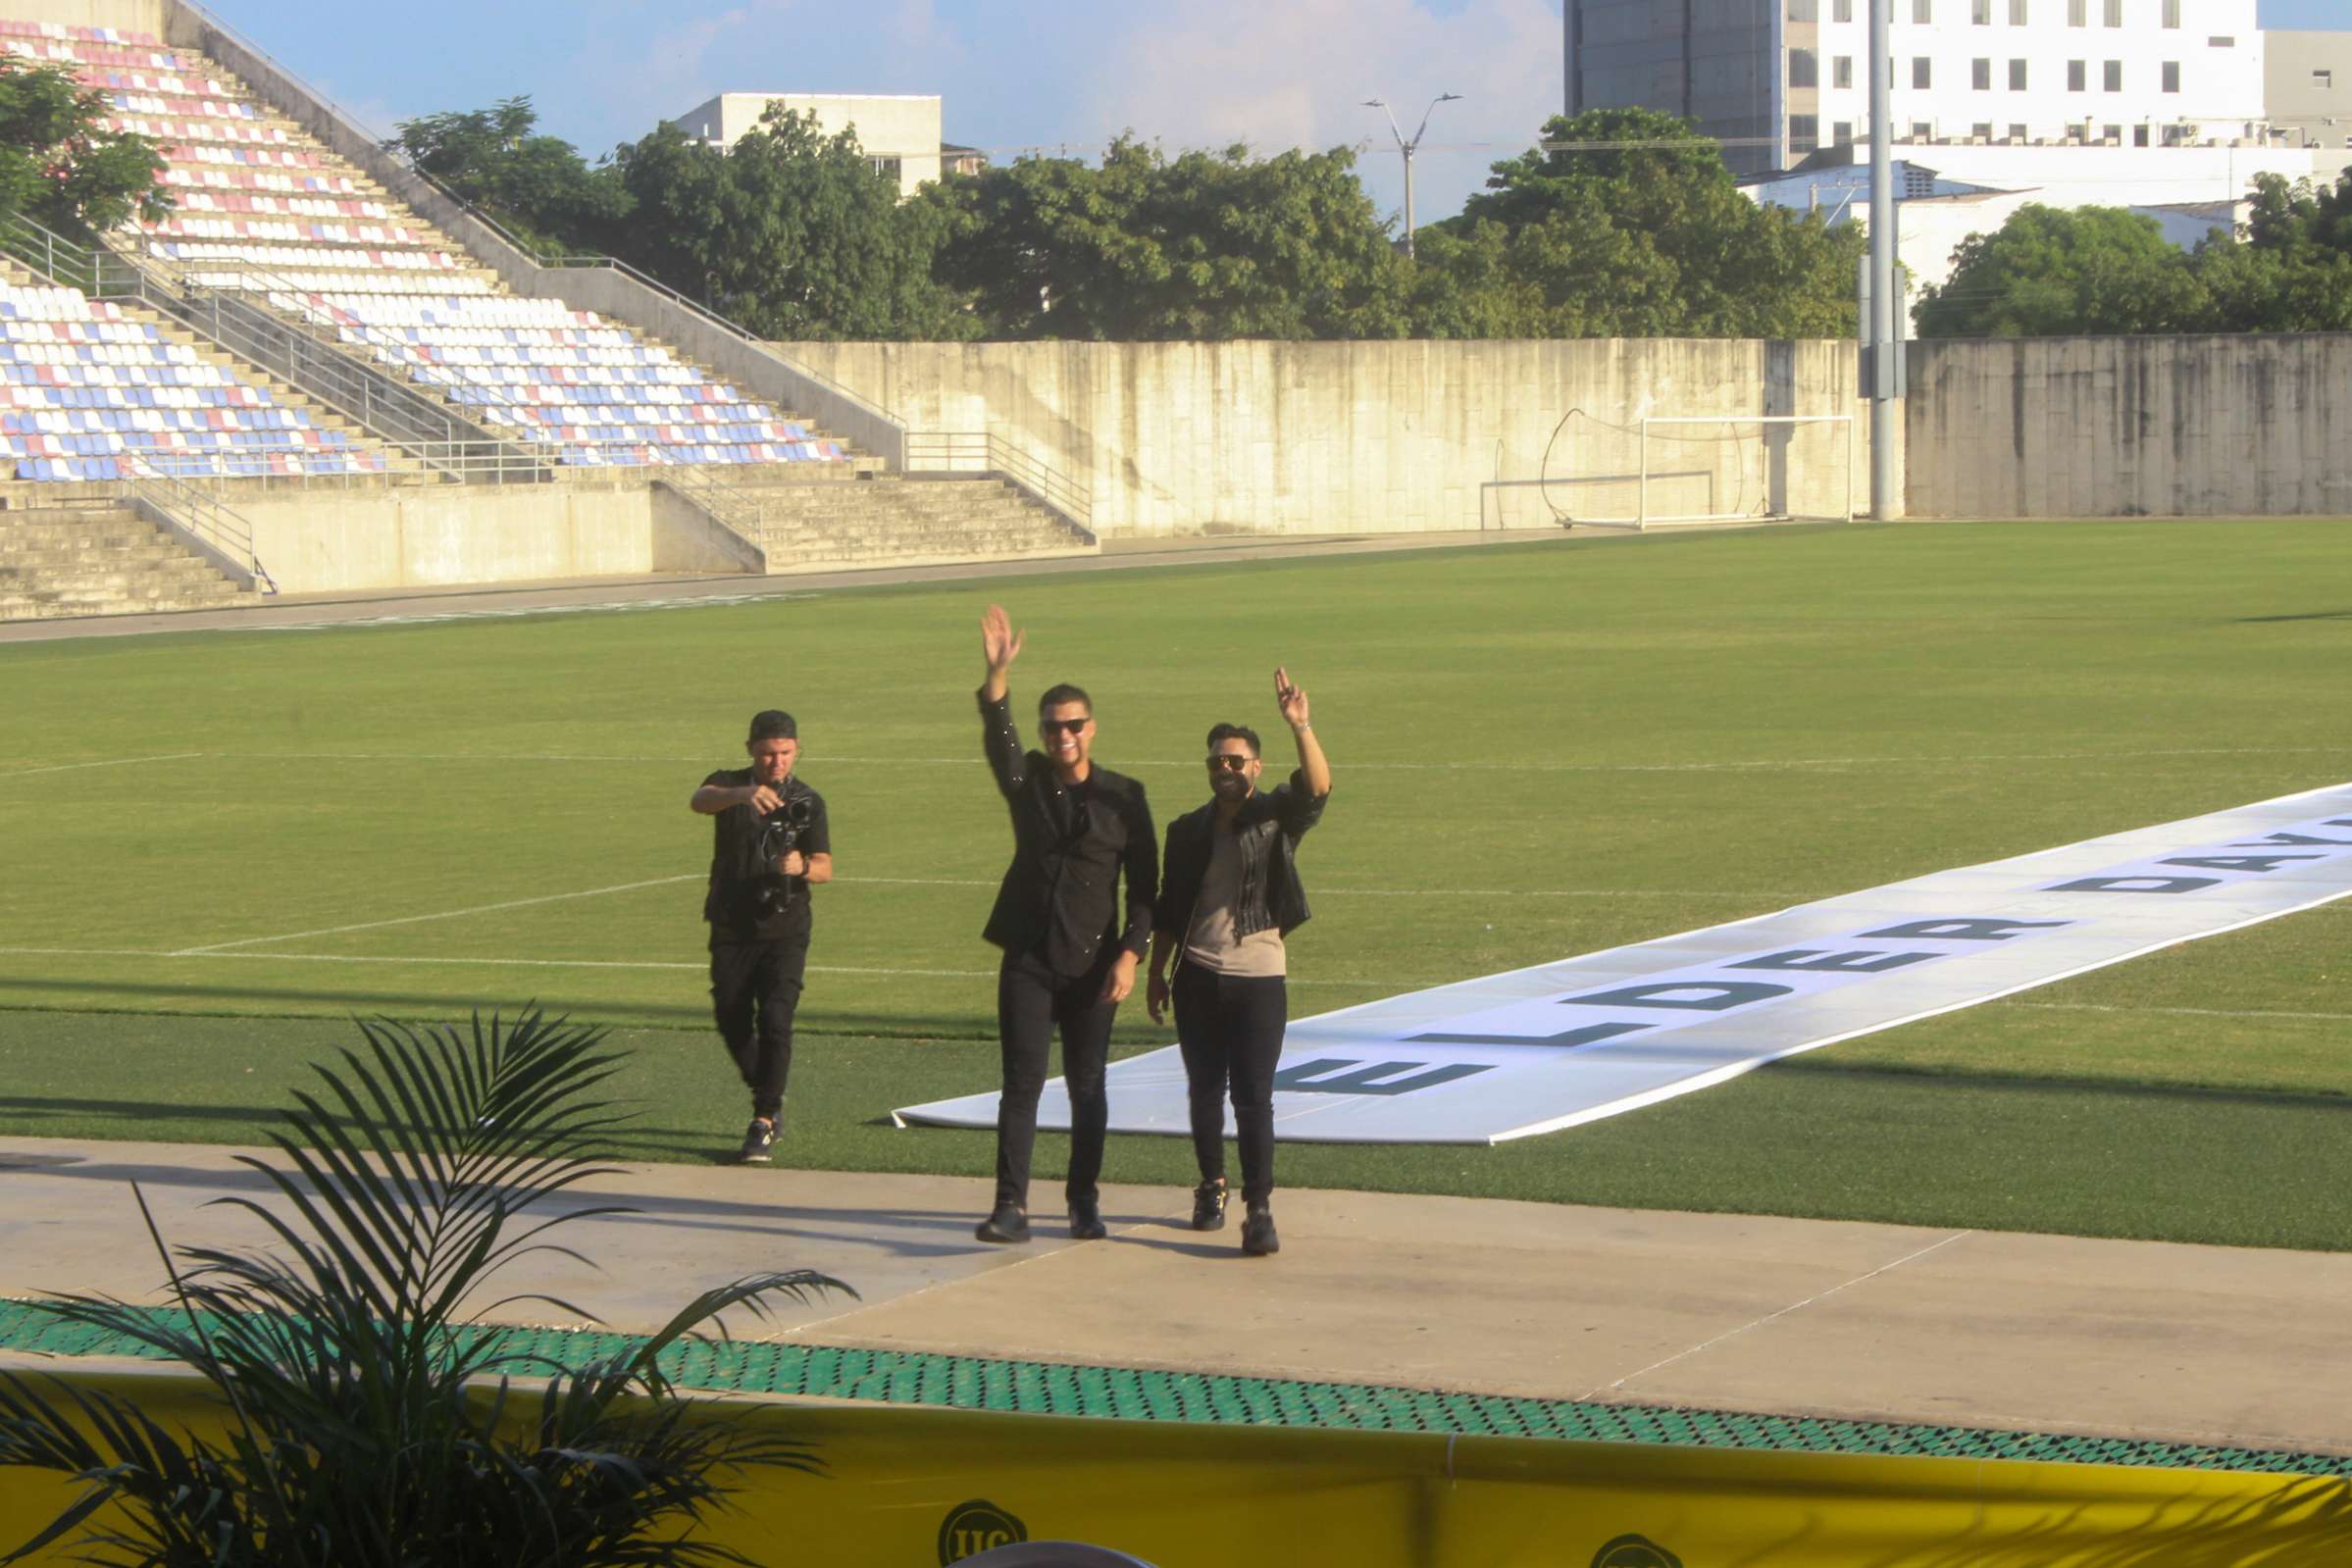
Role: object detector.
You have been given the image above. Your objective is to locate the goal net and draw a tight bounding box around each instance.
[1540,412,1856,531]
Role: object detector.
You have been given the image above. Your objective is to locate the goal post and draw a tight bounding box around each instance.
[1552,413,1856,531]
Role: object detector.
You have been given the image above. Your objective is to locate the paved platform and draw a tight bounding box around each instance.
[0,527,1594,643]
[2,1135,2345,1462]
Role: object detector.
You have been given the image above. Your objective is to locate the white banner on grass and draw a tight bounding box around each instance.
[893,782,2352,1145]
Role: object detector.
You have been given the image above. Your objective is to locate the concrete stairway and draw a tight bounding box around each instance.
[747,477,1096,574]
[0,505,256,619]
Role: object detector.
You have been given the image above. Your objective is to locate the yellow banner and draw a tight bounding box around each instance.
[3,1371,2346,1566]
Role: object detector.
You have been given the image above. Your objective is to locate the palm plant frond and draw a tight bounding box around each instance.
[0,1006,852,1568]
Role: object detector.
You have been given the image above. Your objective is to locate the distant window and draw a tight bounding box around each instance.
[1788,0,1817,20]
[1834,120,1856,144]
[1972,57,1991,89]
[1972,121,1994,139]
[2317,69,2335,91]
[1913,0,1931,22]
[2104,59,2122,91]
[2162,60,2179,92]
[2209,35,2233,46]
[1972,0,1989,23]
[2009,0,2028,21]
[869,156,902,180]
[1912,120,1933,138]
[2010,58,2028,89]
[2068,0,2085,23]
[1791,48,1818,87]
[1835,54,1854,88]
[1790,114,1820,153]
[1835,0,1854,19]
[1915,56,1933,88]
[2103,122,2122,141]
[2069,59,2086,90]
[2133,124,2150,145]
[2009,122,2028,139]
[2162,0,2178,25]
[2103,0,2121,25]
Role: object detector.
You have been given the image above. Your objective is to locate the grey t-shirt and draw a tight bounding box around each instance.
[1183,824,1287,977]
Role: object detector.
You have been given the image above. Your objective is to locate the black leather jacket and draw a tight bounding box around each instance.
[1155,770,1328,947]
[977,690,1157,976]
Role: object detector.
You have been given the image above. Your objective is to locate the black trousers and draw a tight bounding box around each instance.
[710,935,807,1122]
[994,946,1119,1210]
[1172,963,1288,1205]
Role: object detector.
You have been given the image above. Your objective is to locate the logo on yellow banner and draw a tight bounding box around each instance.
[939,1498,1028,1563]
[1592,1535,1682,1568]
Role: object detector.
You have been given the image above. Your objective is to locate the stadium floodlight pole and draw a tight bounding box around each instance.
[1868,0,1898,520]
[1363,93,1461,259]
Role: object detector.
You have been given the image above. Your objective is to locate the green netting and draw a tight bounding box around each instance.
[3,1297,2340,1476]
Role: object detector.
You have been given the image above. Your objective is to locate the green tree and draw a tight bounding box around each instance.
[394,97,632,257]
[0,56,170,232]
[920,136,1409,340]
[1413,108,1862,338]
[611,109,967,340]
[1912,204,2213,336]
[2193,172,2352,331]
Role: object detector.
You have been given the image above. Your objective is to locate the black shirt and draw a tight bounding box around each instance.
[701,768,832,945]
[978,690,1157,977]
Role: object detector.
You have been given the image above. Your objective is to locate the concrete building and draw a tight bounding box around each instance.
[669,94,949,199]
[1568,0,2273,176]
[2265,30,2352,186]
[1745,155,2258,300]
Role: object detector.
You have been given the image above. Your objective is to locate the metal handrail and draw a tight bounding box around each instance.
[904,431,1094,534]
[172,0,903,439]
[0,211,541,482]
[126,466,275,593]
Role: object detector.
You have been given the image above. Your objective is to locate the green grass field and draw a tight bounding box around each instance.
[2,520,2348,1249]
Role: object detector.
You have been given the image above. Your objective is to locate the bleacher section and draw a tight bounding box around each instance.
[290,295,846,467]
[0,17,855,473]
[0,283,383,481]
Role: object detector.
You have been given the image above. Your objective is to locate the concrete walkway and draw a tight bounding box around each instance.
[0,527,1601,643]
[2,1135,2344,1459]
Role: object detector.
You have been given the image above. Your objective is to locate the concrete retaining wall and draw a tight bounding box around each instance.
[238,484,671,595]
[1906,335,2352,518]
[779,339,1867,536]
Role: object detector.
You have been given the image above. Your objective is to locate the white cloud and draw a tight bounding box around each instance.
[1080,0,1562,223]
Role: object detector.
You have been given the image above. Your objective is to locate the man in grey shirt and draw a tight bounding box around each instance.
[1147,669,1333,1256]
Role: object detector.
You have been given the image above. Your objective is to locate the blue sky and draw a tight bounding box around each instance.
[207,0,2346,228]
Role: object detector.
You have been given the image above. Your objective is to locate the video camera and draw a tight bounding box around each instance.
[752,792,816,918]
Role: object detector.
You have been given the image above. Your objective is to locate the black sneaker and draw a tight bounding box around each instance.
[1190,1180,1228,1232]
[1068,1196,1106,1240]
[1241,1202,1279,1256]
[736,1118,776,1164]
[974,1203,1031,1244]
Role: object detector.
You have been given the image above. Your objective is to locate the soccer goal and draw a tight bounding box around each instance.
[1543,412,1856,531]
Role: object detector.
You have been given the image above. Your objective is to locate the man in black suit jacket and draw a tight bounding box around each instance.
[972,603,1157,1244]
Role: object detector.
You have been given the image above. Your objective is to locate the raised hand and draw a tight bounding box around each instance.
[981,604,1025,676]
[1274,666,1310,731]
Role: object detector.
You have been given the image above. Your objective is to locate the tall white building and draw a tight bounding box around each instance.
[1567,0,2273,175]
[669,94,952,199]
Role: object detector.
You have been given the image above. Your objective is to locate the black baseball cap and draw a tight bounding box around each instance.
[747,709,797,742]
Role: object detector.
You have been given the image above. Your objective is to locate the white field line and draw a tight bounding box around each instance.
[2012,1001,2352,1023]
[0,752,206,780]
[170,875,705,955]
[193,745,2352,775]
[1585,1231,1975,1400]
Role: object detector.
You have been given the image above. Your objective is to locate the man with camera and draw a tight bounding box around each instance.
[1147,669,1332,1256]
[690,709,833,1165]
[972,604,1157,1244]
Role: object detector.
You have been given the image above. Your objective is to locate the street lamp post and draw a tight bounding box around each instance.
[1363,92,1461,259]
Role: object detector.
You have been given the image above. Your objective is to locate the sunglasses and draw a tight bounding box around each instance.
[1207,754,1254,772]
[1039,717,1092,735]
